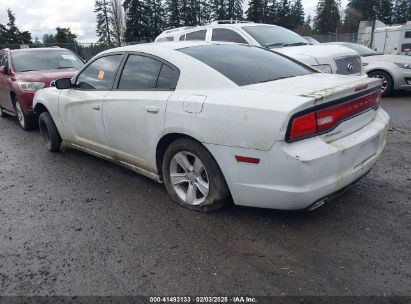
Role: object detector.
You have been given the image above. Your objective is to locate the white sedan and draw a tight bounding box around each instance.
[33,42,389,212]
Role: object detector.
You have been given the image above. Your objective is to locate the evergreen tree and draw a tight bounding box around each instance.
[277,0,291,28]
[392,0,411,23]
[199,0,213,24]
[246,0,265,22]
[0,23,7,44]
[54,27,77,44]
[165,0,181,27]
[375,0,393,24]
[212,0,228,20]
[42,34,56,44]
[227,0,244,20]
[149,0,166,36]
[2,9,32,44]
[123,0,150,42]
[290,0,305,29]
[347,0,376,20]
[95,0,114,46]
[314,0,341,33]
[265,0,279,24]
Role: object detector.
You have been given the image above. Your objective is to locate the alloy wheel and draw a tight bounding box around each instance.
[371,74,388,94]
[169,151,210,206]
[15,102,25,128]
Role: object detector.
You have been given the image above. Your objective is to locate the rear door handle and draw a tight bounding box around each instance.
[92,105,101,111]
[145,105,159,113]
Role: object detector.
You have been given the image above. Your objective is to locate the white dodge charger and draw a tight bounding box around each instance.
[33,42,390,212]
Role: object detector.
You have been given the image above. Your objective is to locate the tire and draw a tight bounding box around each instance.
[39,112,62,152]
[14,97,36,130]
[162,138,229,212]
[368,70,394,97]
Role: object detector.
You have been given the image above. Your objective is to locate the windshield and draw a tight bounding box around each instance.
[243,25,310,49]
[12,50,84,72]
[342,43,377,56]
[179,44,313,86]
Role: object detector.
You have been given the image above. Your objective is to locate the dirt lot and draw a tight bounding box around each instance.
[0,91,410,296]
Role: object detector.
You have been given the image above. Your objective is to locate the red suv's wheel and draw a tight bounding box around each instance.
[14,97,36,130]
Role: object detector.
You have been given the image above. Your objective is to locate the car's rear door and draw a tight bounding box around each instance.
[59,53,124,156]
[102,53,179,170]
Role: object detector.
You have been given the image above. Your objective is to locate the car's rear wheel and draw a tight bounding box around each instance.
[39,112,62,152]
[162,138,229,212]
[368,70,393,97]
[14,97,36,130]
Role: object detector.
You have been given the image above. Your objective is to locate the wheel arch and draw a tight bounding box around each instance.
[155,132,228,184]
[9,91,16,106]
[33,103,49,121]
[367,68,394,83]
[156,133,198,176]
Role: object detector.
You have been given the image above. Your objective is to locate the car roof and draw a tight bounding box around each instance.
[9,47,72,53]
[156,22,280,38]
[101,41,225,54]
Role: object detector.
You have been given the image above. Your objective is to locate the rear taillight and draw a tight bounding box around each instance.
[286,89,381,142]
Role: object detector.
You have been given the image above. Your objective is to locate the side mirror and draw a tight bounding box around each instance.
[0,66,7,74]
[55,78,72,90]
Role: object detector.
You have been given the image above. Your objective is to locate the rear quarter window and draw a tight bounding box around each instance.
[179,44,313,86]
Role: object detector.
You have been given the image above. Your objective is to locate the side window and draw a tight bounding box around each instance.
[212,28,248,44]
[405,31,411,39]
[118,55,162,90]
[156,64,177,89]
[185,30,207,41]
[76,54,123,90]
[179,34,186,41]
[157,37,174,42]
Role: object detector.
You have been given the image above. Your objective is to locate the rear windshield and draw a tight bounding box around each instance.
[178,44,313,86]
[11,50,84,72]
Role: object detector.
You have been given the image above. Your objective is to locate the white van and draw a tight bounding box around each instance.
[156,21,363,76]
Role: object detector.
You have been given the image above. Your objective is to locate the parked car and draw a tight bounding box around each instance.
[34,42,389,212]
[326,42,411,96]
[155,21,363,76]
[303,36,321,45]
[0,47,84,129]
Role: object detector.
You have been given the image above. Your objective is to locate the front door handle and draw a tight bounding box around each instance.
[145,105,159,113]
[92,105,101,111]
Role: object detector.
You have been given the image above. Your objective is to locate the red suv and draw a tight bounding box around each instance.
[0,48,84,130]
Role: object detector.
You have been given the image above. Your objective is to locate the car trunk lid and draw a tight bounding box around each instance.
[243,73,382,142]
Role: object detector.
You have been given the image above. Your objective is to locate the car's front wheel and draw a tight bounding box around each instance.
[14,97,36,130]
[39,112,62,152]
[162,138,229,212]
[368,70,393,97]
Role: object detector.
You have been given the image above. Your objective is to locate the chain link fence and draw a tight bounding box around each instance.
[310,33,358,43]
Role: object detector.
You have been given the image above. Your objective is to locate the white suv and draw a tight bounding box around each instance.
[155,21,363,75]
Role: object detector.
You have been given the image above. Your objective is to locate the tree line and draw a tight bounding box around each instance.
[0,0,410,47]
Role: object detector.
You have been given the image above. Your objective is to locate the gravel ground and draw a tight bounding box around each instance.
[0,91,410,296]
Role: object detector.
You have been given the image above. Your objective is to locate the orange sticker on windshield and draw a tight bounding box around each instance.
[97,70,105,79]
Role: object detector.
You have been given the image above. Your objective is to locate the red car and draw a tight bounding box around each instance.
[0,48,84,130]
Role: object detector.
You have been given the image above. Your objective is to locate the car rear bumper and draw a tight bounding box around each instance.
[205,108,389,210]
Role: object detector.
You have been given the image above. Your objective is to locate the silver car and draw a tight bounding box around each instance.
[327,42,411,96]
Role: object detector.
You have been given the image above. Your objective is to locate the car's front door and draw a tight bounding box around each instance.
[102,53,179,170]
[0,52,14,111]
[59,53,124,156]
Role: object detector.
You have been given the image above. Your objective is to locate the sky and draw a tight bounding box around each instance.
[0,0,349,43]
